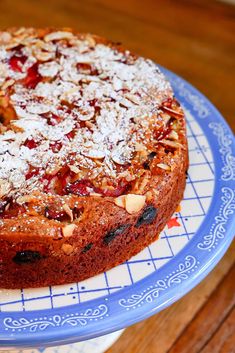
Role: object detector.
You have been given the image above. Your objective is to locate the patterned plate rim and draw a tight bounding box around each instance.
[0,67,234,349]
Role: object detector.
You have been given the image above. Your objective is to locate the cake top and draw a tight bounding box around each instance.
[0,28,182,201]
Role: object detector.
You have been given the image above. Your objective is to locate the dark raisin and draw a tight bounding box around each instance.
[143,161,150,170]
[103,224,130,245]
[13,250,42,264]
[135,205,157,228]
[148,152,157,160]
[81,243,93,253]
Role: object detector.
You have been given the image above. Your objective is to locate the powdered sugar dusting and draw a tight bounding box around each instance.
[0,28,172,199]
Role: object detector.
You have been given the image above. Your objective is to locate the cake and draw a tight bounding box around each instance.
[0,28,188,288]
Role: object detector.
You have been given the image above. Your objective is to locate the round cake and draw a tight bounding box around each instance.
[0,28,188,288]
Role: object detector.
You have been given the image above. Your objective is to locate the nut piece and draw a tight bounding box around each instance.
[125,194,146,214]
[44,31,74,42]
[62,223,77,237]
[62,204,73,222]
[61,243,74,255]
[157,163,171,171]
[114,195,126,208]
[0,179,11,198]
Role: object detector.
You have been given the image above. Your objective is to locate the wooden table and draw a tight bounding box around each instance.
[1,0,234,351]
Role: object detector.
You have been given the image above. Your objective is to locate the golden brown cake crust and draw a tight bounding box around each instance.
[0,28,188,288]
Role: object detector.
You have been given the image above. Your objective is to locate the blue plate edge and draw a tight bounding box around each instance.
[0,67,234,348]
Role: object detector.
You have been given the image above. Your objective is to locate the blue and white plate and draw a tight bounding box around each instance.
[0,67,234,350]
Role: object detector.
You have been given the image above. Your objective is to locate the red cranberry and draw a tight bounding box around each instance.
[23,63,42,89]
[66,130,76,140]
[25,167,40,180]
[44,206,67,221]
[24,139,38,149]
[0,202,25,219]
[9,55,27,72]
[65,180,93,196]
[41,112,63,126]
[95,180,129,197]
[77,63,98,75]
[50,141,62,153]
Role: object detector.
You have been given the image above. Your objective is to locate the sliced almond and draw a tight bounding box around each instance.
[61,243,74,255]
[0,32,12,44]
[114,195,126,208]
[34,50,55,62]
[89,192,102,197]
[85,34,96,47]
[160,139,182,148]
[16,195,36,204]
[125,194,146,214]
[157,163,171,171]
[62,204,73,222]
[82,149,105,160]
[168,130,178,140]
[0,179,11,198]
[62,223,77,237]
[1,79,15,91]
[44,31,74,42]
[68,164,80,174]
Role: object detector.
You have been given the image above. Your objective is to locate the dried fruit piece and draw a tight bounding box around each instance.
[13,250,42,264]
[103,224,130,245]
[81,243,93,253]
[24,138,38,149]
[135,205,157,228]
[9,54,27,72]
[44,205,67,221]
[23,63,42,89]
[65,180,93,196]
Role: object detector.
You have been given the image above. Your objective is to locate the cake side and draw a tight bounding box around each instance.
[0,28,188,288]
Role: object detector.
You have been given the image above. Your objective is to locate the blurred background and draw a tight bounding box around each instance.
[1,1,234,352]
[0,0,234,132]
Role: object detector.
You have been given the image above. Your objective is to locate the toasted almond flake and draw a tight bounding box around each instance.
[1,79,15,91]
[62,204,73,222]
[61,243,74,255]
[89,192,102,197]
[82,149,105,159]
[44,31,74,42]
[138,176,149,192]
[168,130,178,140]
[68,164,80,174]
[85,34,96,47]
[114,195,126,208]
[0,179,11,198]
[0,32,12,43]
[125,194,146,214]
[160,139,182,148]
[146,191,153,202]
[125,93,140,105]
[34,50,55,61]
[157,163,171,171]
[62,223,77,237]
[16,195,36,204]
[153,189,160,196]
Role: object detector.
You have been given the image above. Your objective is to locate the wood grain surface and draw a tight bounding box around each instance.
[0,0,234,352]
